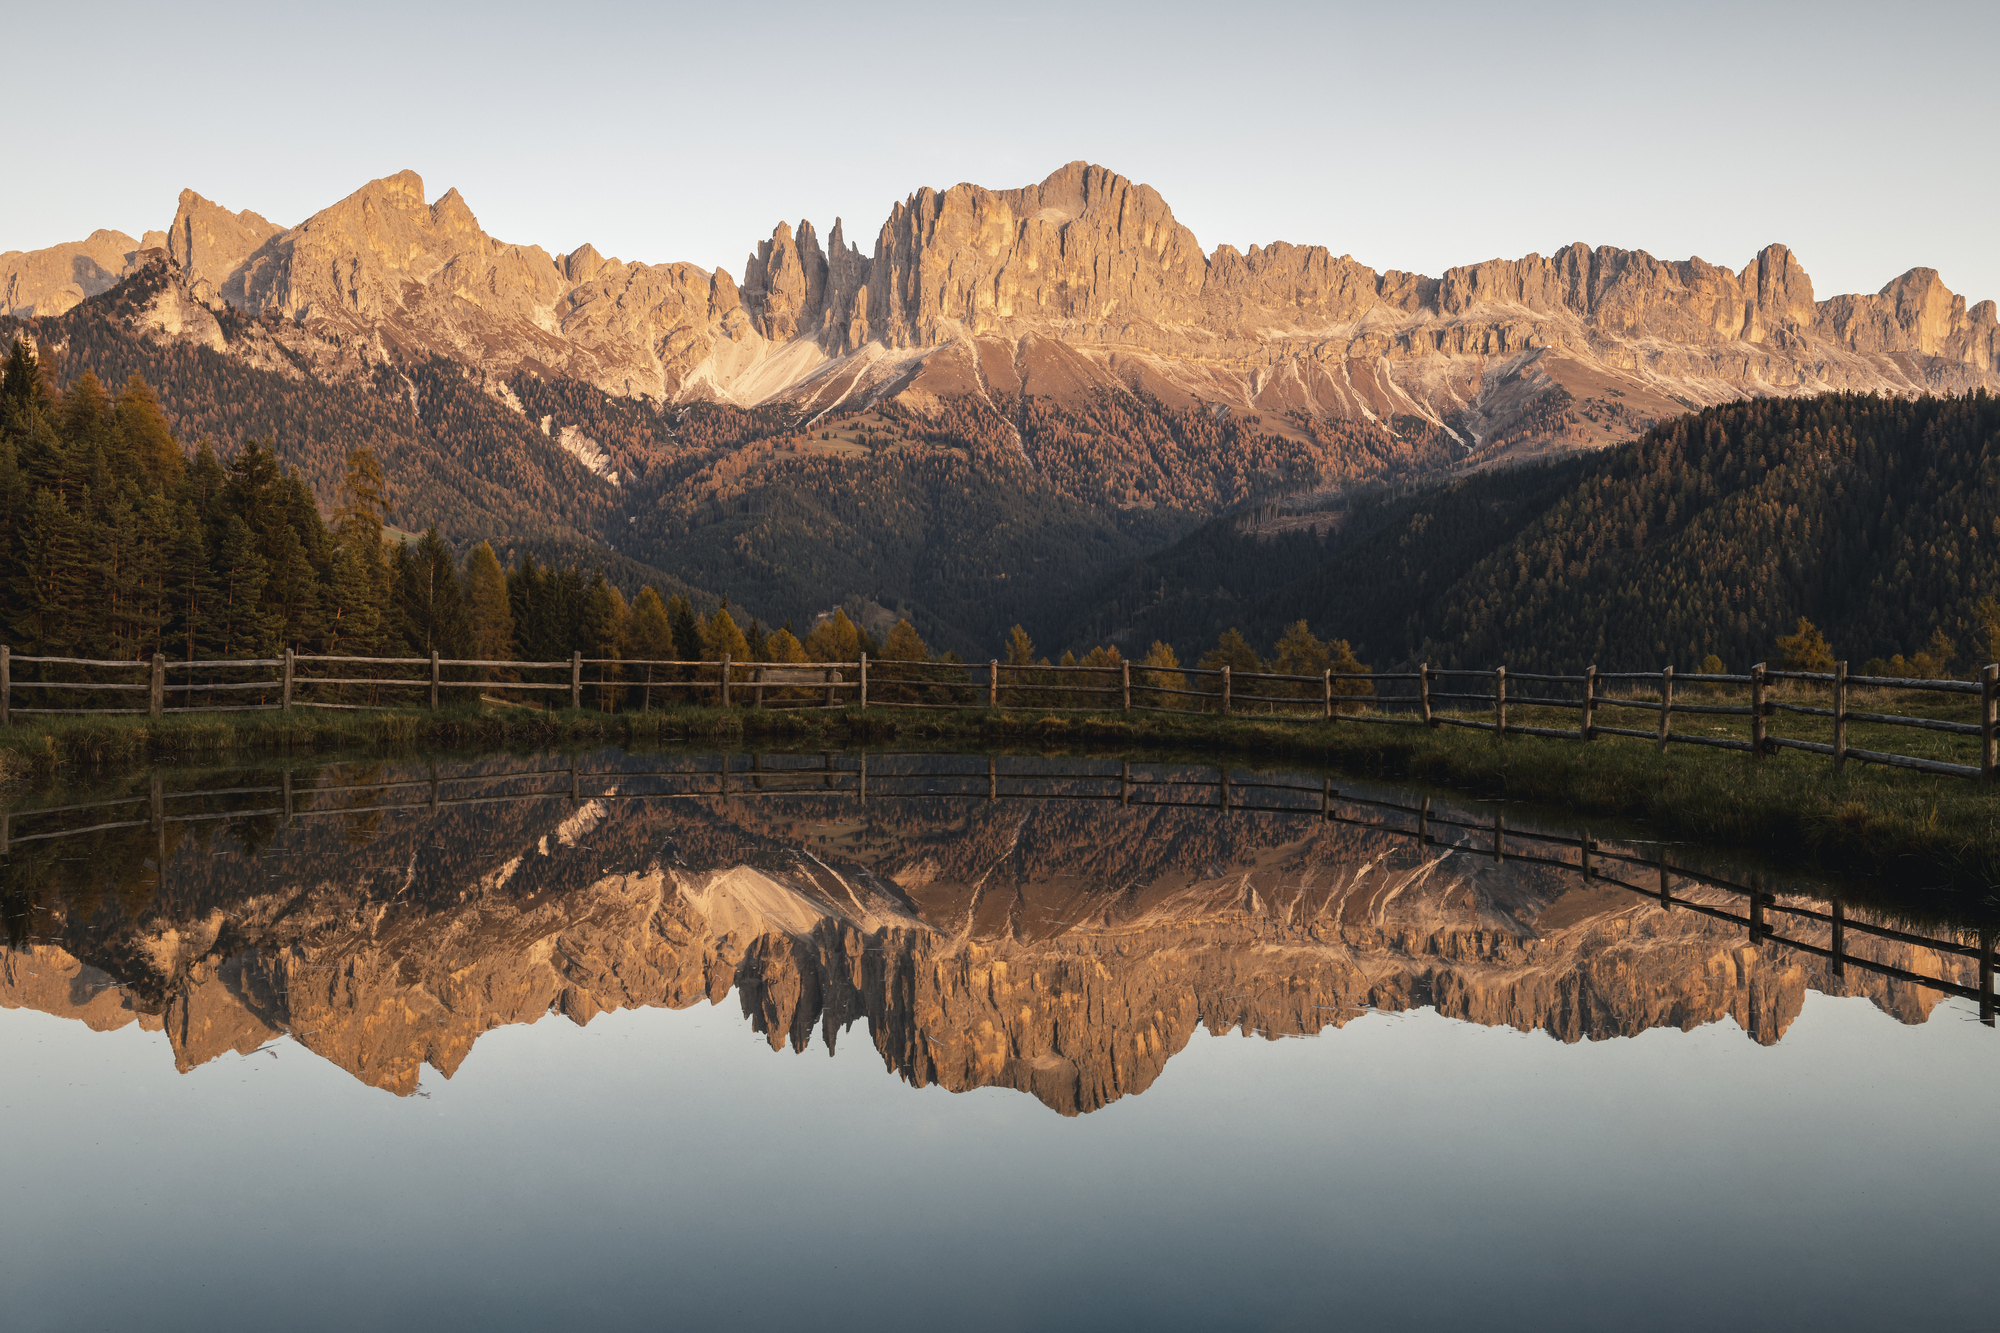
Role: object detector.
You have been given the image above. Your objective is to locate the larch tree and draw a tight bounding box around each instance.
[464,542,514,662]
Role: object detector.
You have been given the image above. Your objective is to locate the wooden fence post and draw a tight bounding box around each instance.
[990,659,999,710]
[1830,895,1845,977]
[429,650,440,710]
[149,773,163,833]
[722,654,732,708]
[1323,668,1332,720]
[1494,666,1507,735]
[282,769,294,823]
[1980,927,1995,1027]
[1221,666,1231,716]
[1123,761,1133,808]
[1580,834,1592,881]
[990,757,998,802]
[570,652,582,710]
[1656,666,1673,752]
[1581,665,1596,741]
[1658,859,1671,911]
[282,648,294,712]
[1491,810,1504,862]
[1419,663,1433,727]
[1417,795,1429,848]
[1751,664,1767,758]
[1834,661,1848,774]
[1982,663,1998,781]
[1,644,8,725]
[149,652,164,718]
[1123,661,1131,713]
[1321,775,1331,820]
[859,654,868,709]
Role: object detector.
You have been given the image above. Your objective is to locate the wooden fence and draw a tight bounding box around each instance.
[3,646,1995,781]
[4,753,1993,1023]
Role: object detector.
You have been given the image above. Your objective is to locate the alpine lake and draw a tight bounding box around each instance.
[3,745,1995,1331]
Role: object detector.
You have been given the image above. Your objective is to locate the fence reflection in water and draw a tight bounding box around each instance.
[4,752,1991,1025]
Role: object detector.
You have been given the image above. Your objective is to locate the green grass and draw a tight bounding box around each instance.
[3,692,1997,895]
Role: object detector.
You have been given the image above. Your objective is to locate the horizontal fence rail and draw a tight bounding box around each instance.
[3,646,1995,782]
[5,755,1992,1024]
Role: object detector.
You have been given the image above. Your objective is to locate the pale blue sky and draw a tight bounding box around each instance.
[8,0,1996,305]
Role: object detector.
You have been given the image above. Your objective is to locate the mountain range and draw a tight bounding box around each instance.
[6,163,1997,653]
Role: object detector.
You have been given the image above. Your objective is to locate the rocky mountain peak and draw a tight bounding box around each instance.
[167,187,283,306]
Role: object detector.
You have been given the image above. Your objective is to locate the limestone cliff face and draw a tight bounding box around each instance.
[6,776,1971,1114]
[15,160,1999,459]
[0,227,168,318]
[714,162,1997,453]
[165,188,282,306]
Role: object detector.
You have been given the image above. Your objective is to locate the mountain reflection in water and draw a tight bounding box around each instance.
[1,750,1990,1115]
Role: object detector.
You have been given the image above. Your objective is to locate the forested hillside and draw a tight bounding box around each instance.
[7,261,1465,656]
[1052,393,2000,675]
[0,342,711,670]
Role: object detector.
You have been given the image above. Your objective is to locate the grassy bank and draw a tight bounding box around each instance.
[2,700,1995,892]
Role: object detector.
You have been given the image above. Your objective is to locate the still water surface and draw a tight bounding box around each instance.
[2,749,1994,1330]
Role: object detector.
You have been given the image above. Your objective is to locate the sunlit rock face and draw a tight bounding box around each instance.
[11,163,1996,458]
[2,762,1972,1114]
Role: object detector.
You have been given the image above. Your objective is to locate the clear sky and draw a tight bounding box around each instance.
[8,0,1996,305]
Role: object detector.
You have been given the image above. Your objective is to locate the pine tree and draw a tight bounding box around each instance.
[667,593,702,678]
[12,490,90,653]
[266,522,322,650]
[391,528,469,656]
[209,515,273,658]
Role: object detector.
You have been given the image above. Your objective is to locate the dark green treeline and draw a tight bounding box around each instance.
[0,343,704,668]
[1051,392,2000,675]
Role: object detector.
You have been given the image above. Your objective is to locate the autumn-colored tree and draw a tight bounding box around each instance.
[876,618,932,702]
[1136,640,1185,707]
[464,542,514,663]
[702,603,751,703]
[624,586,676,709]
[803,608,861,663]
[764,627,808,663]
[1773,617,1834,674]
[1077,644,1124,709]
[113,374,183,491]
